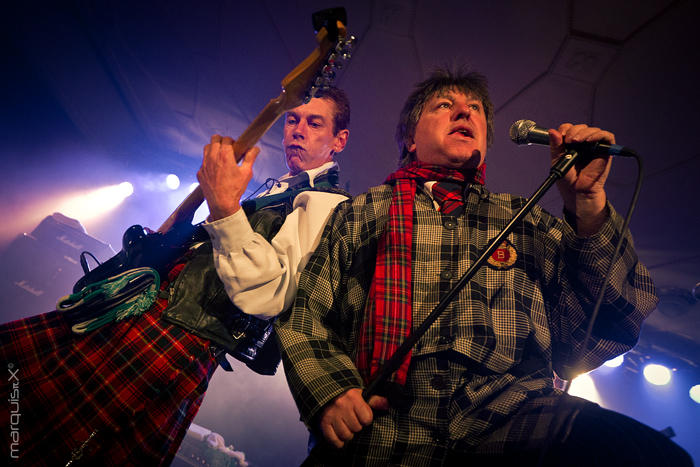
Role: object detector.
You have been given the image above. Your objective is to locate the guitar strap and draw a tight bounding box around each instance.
[241,166,340,214]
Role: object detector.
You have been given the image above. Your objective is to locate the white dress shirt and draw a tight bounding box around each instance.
[202,162,347,319]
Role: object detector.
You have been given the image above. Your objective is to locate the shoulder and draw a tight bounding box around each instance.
[482,188,562,230]
[319,184,393,236]
[341,184,393,214]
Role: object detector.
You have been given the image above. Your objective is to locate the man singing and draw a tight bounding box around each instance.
[276,69,691,465]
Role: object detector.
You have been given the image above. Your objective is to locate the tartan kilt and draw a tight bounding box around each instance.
[0,273,217,466]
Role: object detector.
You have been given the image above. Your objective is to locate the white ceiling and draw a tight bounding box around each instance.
[2,0,698,353]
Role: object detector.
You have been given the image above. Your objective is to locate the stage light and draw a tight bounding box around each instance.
[643,364,672,386]
[568,373,600,403]
[57,182,134,222]
[604,355,625,368]
[690,385,700,404]
[166,174,180,190]
[119,181,134,197]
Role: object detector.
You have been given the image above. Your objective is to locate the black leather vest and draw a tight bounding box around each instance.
[161,172,345,375]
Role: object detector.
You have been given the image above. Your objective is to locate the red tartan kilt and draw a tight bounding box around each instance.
[0,296,217,466]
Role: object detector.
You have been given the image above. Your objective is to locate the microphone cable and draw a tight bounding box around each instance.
[538,149,644,466]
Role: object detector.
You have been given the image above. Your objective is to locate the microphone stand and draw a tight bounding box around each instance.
[303,150,581,465]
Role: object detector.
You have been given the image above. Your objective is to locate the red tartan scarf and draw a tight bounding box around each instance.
[355,161,486,386]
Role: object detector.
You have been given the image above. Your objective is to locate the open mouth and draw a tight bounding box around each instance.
[450,127,474,138]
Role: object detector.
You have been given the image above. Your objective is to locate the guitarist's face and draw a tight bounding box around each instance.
[283,98,349,175]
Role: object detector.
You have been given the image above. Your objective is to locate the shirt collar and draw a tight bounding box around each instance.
[263,161,338,196]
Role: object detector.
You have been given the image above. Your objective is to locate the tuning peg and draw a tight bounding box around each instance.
[341,36,356,51]
[304,86,318,103]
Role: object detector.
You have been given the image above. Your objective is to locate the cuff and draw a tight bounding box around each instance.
[564,201,623,252]
[202,208,256,252]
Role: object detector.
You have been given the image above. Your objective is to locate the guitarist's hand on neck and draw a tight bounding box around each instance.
[197,134,260,221]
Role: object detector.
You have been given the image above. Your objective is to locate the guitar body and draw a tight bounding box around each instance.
[72,14,354,295]
[73,223,206,293]
[1,8,357,466]
[66,9,354,376]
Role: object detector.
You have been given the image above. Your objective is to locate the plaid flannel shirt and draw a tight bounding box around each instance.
[276,182,658,461]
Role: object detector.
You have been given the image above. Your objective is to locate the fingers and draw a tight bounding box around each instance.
[207,135,232,162]
[206,134,222,159]
[548,128,564,150]
[550,124,617,166]
[240,146,260,170]
[354,396,374,426]
[558,123,616,145]
[321,420,347,449]
[319,388,375,449]
[204,134,259,165]
[202,135,222,173]
[556,123,574,135]
[320,411,359,449]
[368,395,390,412]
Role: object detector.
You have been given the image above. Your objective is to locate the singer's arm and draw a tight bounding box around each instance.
[549,123,614,236]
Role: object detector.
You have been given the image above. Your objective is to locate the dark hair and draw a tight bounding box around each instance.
[395,67,494,167]
[314,86,350,135]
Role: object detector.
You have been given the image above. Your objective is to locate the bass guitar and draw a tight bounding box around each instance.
[74,7,354,293]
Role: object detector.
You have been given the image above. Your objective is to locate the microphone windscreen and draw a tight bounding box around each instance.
[509,119,537,145]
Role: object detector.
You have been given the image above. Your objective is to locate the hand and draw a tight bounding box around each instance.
[319,388,390,449]
[549,123,614,236]
[197,135,260,221]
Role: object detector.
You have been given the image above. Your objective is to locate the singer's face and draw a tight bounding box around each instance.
[283,97,348,175]
[409,90,487,169]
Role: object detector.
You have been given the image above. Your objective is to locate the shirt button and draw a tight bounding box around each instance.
[443,218,457,230]
[440,270,454,280]
[437,335,452,345]
[430,374,448,390]
[432,431,447,444]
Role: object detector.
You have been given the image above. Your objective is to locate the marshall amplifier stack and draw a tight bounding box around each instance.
[0,213,115,322]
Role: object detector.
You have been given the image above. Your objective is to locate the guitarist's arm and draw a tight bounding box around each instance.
[204,188,347,320]
[197,134,348,320]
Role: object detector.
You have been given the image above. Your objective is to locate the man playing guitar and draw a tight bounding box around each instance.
[1,86,351,466]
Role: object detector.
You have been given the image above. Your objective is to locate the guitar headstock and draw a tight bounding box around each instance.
[157,10,355,233]
[279,17,355,111]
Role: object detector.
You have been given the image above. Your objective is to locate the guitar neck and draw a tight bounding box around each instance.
[157,95,286,233]
[155,18,351,234]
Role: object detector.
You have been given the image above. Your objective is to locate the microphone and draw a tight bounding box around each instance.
[509,119,636,157]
